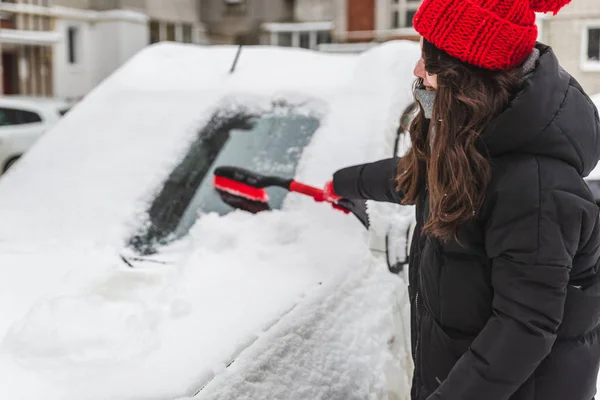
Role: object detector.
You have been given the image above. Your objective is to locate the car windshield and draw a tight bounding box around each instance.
[128,102,321,255]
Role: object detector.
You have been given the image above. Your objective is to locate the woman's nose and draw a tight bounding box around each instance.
[414,58,426,79]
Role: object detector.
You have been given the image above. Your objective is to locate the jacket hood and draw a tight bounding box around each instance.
[483,44,600,177]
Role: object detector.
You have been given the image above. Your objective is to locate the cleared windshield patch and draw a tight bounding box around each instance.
[128,99,322,255]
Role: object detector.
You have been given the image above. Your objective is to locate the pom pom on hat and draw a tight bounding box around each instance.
[530,0,572,15]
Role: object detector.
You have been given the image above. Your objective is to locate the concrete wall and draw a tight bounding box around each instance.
[201,0,293,44]
[145,0,199,23]
[53,18,95,99]
[92,17,148,86]
[53,11,149,99]
[53,0,92,9]
[90,0,145,10]
[54,0,145,10]
[118,0,146,10]
[294,0,334,22]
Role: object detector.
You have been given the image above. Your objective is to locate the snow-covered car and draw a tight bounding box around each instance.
[0,42,419,400]
[0,96,71,173]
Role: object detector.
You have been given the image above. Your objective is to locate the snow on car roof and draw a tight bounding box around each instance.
[0,41,420,400]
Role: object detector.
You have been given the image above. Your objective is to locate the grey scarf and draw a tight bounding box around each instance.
[414,47,541,121]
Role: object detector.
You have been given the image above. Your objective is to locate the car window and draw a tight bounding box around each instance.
[0,107,42,126]
[0,108,20,126]
[19,109,42,124]
[128,102,321,255]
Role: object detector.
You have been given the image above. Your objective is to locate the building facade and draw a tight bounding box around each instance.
[0,0,58,96]
[272,0,600,94]
[0,0,206,99]
[257,0,420,53]
[200,0,294,45]
[337,0,419,42]
[260,0,334,50]
[538,0,600,95]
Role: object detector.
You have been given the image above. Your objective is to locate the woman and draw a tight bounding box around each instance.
[325,0,600,399]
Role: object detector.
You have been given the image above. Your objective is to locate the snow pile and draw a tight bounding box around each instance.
[0,41,420,399]
[0,208,376,399]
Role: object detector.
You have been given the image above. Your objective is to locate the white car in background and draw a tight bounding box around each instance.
[0,42,419,400]
[0,96,71,173]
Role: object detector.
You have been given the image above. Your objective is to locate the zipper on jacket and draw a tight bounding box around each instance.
[413,183,428,399]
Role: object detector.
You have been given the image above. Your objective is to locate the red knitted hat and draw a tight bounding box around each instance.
[413,0,572,71]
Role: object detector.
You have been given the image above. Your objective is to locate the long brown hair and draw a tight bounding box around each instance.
[397,39,521,241]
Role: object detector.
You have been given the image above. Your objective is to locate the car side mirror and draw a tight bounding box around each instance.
[394,102,417,158]
[385,216,415,281]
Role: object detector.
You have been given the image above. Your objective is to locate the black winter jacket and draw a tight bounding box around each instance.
[333,44,600,400]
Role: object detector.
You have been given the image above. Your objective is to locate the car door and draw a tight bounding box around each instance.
[0,106,45,171]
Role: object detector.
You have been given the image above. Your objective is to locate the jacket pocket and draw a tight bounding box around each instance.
[420,314,474,390]
[558,277,600,339]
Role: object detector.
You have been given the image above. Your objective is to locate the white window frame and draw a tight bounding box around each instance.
[390,0,420,30]
[582,20,600,72]
[67,25,80,65]
[159,21,167,42]
[262,22,334,50]
[175,23,183,43]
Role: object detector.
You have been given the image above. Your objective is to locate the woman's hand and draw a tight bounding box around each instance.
[323,180,342,204]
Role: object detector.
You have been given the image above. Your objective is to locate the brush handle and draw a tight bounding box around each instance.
[289,181,325,202]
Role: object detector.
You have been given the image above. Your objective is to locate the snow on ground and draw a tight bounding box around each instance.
[0,41,420,399]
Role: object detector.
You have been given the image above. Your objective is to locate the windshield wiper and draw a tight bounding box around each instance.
[119,253,170,269]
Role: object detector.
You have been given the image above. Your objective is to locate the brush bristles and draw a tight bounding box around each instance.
[213,176,269,203]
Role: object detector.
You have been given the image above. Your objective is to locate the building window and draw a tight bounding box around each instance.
[0,108,42,126]
[583,24,600,71]
[391,0,420,29]
[182,24,193,43]
[587,28,600,62]
[166,23,176,42]
[225,0,247,15]
[263,21,334,50]
[150,20,160,44]
[67,26,78,64]
[317,30,332,45]
[269,29,333,49]
[299,32,310,49]
[278,32,292,47]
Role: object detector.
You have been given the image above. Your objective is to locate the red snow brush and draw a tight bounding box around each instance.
[213,166,370,228]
